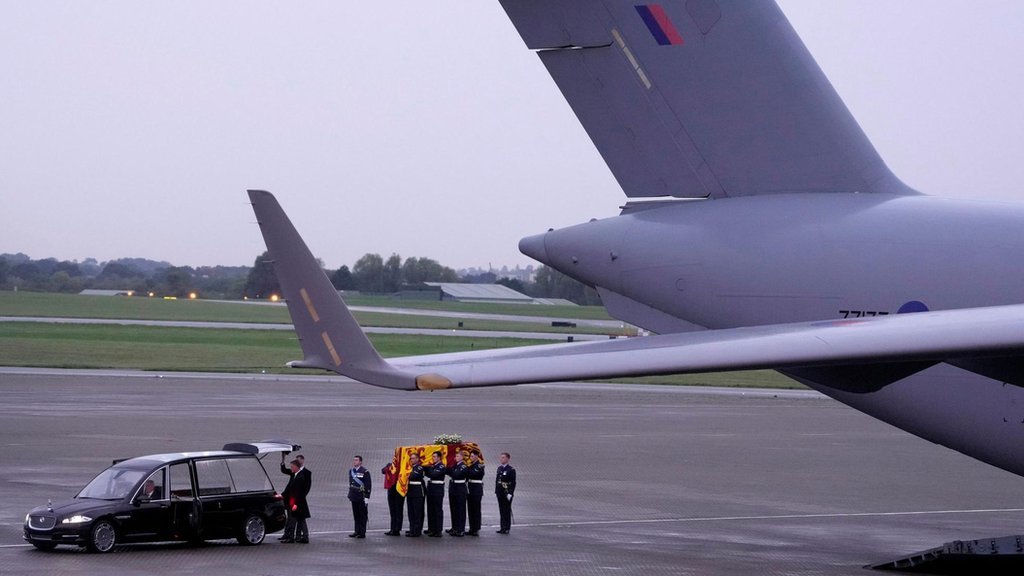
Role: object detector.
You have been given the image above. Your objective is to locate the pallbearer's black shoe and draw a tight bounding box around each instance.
[348,533,358,538]
[466,531,479,536]
[296,538,309,544]
[279,538,295,543]
[406,533,421,537]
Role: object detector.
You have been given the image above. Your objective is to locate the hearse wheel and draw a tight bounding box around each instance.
[237,514,265,545]
[87,519,117,553]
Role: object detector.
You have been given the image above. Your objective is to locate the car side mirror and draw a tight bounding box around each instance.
[132,497,142,507]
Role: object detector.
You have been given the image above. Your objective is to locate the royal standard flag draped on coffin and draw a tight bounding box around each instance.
[391,442,482,497]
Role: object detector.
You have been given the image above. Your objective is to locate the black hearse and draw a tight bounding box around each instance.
[24,441,295,552]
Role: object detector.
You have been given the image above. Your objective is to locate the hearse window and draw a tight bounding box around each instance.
[169,463,193,499]
[225,457,272,493]
[138,468,166,501]
[195,459,233,496]
[77,468,146,500]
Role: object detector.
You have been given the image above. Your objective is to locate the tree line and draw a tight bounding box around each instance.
[0,251,600,305]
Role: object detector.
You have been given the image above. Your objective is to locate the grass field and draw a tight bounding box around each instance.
[0,292,621,334]
[0,323,548,372]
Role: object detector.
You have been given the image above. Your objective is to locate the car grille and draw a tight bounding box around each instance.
[29,515,56,530]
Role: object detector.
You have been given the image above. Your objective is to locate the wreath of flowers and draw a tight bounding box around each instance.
[433,433,463,445]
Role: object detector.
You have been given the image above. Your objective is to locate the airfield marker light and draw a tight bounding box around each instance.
[189,292,197,300]
[126,291,134,297]
[148,292,155,297]
[270,294,280,302]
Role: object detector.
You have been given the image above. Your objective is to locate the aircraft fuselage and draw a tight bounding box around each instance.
[522,193,1024,331]
[521,192,1024,476]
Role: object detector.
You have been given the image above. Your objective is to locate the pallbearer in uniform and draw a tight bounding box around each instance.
[424,451,447,537]
[347,455,371,538]
[446,450,469,537]
[495,452,516,534]
[405,453,426,537]
[381,461,403,536]
[466,450,485,536]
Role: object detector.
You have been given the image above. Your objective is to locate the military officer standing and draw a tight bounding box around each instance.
[424,451,447,537]
[381,461,404,536]
[347,455,371,538]
[446,450,469,537]
[495,452,516,534]
[405,453,426,537]
[466,450,485,536]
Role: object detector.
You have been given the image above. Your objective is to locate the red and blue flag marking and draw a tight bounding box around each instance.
[635,4,685,46]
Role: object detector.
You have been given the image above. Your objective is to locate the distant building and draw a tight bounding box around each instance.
[79,289,134,297]
[532,298,578,307]
[398,282,534,304]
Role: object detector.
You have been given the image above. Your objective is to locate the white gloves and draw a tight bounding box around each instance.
[506,494,512,501]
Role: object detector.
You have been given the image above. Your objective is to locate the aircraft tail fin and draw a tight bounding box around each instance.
[247,190,413,390]
[499,0,916,199]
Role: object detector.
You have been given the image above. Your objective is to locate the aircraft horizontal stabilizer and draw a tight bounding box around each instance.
[250,190,1024,393]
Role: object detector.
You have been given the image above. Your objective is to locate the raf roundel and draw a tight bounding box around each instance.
[896,301,929,314]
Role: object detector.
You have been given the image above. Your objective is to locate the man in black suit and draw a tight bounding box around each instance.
[140,479,162,501]
[281,459,311,543]
[281,453,305,478]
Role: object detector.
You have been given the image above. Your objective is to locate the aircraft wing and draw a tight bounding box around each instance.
[249,189,1024,391]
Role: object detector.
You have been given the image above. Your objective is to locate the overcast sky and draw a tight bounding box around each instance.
[2,1,1023,270]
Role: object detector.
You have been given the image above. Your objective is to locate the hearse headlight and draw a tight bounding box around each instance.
[24,513,30,523]
[61,515,92,525]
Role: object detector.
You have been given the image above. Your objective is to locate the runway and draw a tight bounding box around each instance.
[0,316,610,341]
[218,299,628,330]
[3,368,1024,575]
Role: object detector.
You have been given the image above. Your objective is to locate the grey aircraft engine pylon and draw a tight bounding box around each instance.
[248,1,1024,570]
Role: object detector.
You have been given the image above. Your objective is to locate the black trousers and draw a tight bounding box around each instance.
[426,490,444,534]
[497,493,513,532]
[283,511,296,539]
[285,513,309,540]
[351,498,368,535]
[448,485,467,533]
[467,489,483,533]
[407,496,425,535]
[387,486,404,533]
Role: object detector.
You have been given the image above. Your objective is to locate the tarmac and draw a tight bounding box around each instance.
[3,368,1024,575]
